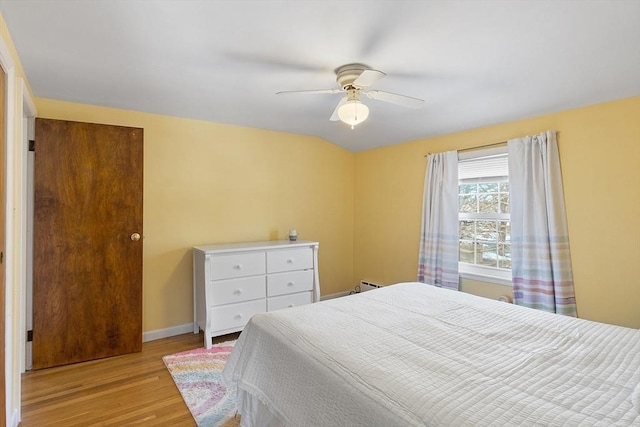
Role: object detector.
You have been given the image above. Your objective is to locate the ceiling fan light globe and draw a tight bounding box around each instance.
[337,100,369,127]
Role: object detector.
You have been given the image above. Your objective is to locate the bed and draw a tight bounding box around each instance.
[221,282,640,426]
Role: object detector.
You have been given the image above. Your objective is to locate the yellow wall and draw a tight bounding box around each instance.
[35,98,355,332]
[35,97,640,331]
[354,96,640,328]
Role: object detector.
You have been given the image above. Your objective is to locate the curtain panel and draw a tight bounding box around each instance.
[508,131,577,316]
[418,151,459,290]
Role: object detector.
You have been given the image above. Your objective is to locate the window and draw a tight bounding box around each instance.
[458,147,511,285]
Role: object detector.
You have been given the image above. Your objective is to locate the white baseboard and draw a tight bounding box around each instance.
[320,291,350,301]
[142,323,195,342]
[142,294,349,342]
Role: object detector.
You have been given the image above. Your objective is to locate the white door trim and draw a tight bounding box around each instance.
[0,29,19,427]
[20,79,35,375]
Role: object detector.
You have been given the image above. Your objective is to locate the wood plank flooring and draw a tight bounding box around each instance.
[21,332,239,426]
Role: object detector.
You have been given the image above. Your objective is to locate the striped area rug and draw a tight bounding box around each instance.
[163,340,238,427]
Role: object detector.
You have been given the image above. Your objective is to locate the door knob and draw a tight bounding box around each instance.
[130,233,141,241]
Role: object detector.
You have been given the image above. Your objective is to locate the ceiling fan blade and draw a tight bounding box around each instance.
[276,89,343,95]
[364,90,424,109]
[353,69,386,88]
[223,51,329,73]
[330,97,348,121]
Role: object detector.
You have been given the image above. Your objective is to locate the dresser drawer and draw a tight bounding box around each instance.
[268,291,313,312]
[267,270,314,297]
[210,252,265,280]
[266,248,313,273]
[211,299,266,332]
[212,276,266,306]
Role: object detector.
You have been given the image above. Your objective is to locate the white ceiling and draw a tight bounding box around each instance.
[1,1,639,152]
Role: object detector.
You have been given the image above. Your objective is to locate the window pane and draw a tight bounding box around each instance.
[499,244,511,269]
[459,184,477,194]
[476,220,497,241]
[459,241,475,263]
[478,193,499,213]
[458,155,510,273]
[500,193,509,213]
[478,243,498,267]
[478,183,499,193]
[459,194,477,213]
[460,220,475,239]
[498,221,510,242]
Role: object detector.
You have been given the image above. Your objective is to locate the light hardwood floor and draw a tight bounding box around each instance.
[21,332,239,426]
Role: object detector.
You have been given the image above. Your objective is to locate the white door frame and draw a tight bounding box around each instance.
[0,32,17,427]
[0,30,37,426]
[21,84,35,373]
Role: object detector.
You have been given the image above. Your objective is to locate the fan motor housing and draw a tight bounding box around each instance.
[335,63,370,89]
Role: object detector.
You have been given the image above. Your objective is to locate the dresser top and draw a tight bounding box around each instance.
[193,240,319,254]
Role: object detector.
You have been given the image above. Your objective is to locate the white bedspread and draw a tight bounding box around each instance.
[222,282,640,426]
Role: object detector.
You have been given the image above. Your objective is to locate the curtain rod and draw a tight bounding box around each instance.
[424,141,506,157]
[424,131,560,157]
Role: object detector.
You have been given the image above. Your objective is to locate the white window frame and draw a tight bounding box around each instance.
[458,146,512,287]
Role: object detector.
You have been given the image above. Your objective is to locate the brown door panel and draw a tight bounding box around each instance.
[33,119,143,369]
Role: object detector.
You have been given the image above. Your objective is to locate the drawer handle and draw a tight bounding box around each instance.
[286,259,294,264]
[287,281,294,287]
[233,264,242,270]
[233,289,243,295]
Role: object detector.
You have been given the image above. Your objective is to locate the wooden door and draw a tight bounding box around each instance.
[33,119,143,369]
[0,60,7,427]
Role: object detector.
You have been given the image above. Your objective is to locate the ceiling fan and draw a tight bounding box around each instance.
[276,63,424,128]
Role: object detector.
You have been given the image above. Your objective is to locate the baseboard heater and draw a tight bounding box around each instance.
[359,280,383,292]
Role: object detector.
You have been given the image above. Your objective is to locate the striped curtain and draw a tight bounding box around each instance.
[508,131,577,316]
[418,151,459,290]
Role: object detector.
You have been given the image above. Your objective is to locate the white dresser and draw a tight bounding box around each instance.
[193,240,320,348]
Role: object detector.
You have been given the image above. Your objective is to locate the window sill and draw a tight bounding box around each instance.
[459,264,512,287]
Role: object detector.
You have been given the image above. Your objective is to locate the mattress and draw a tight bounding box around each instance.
[222,282,640,426]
